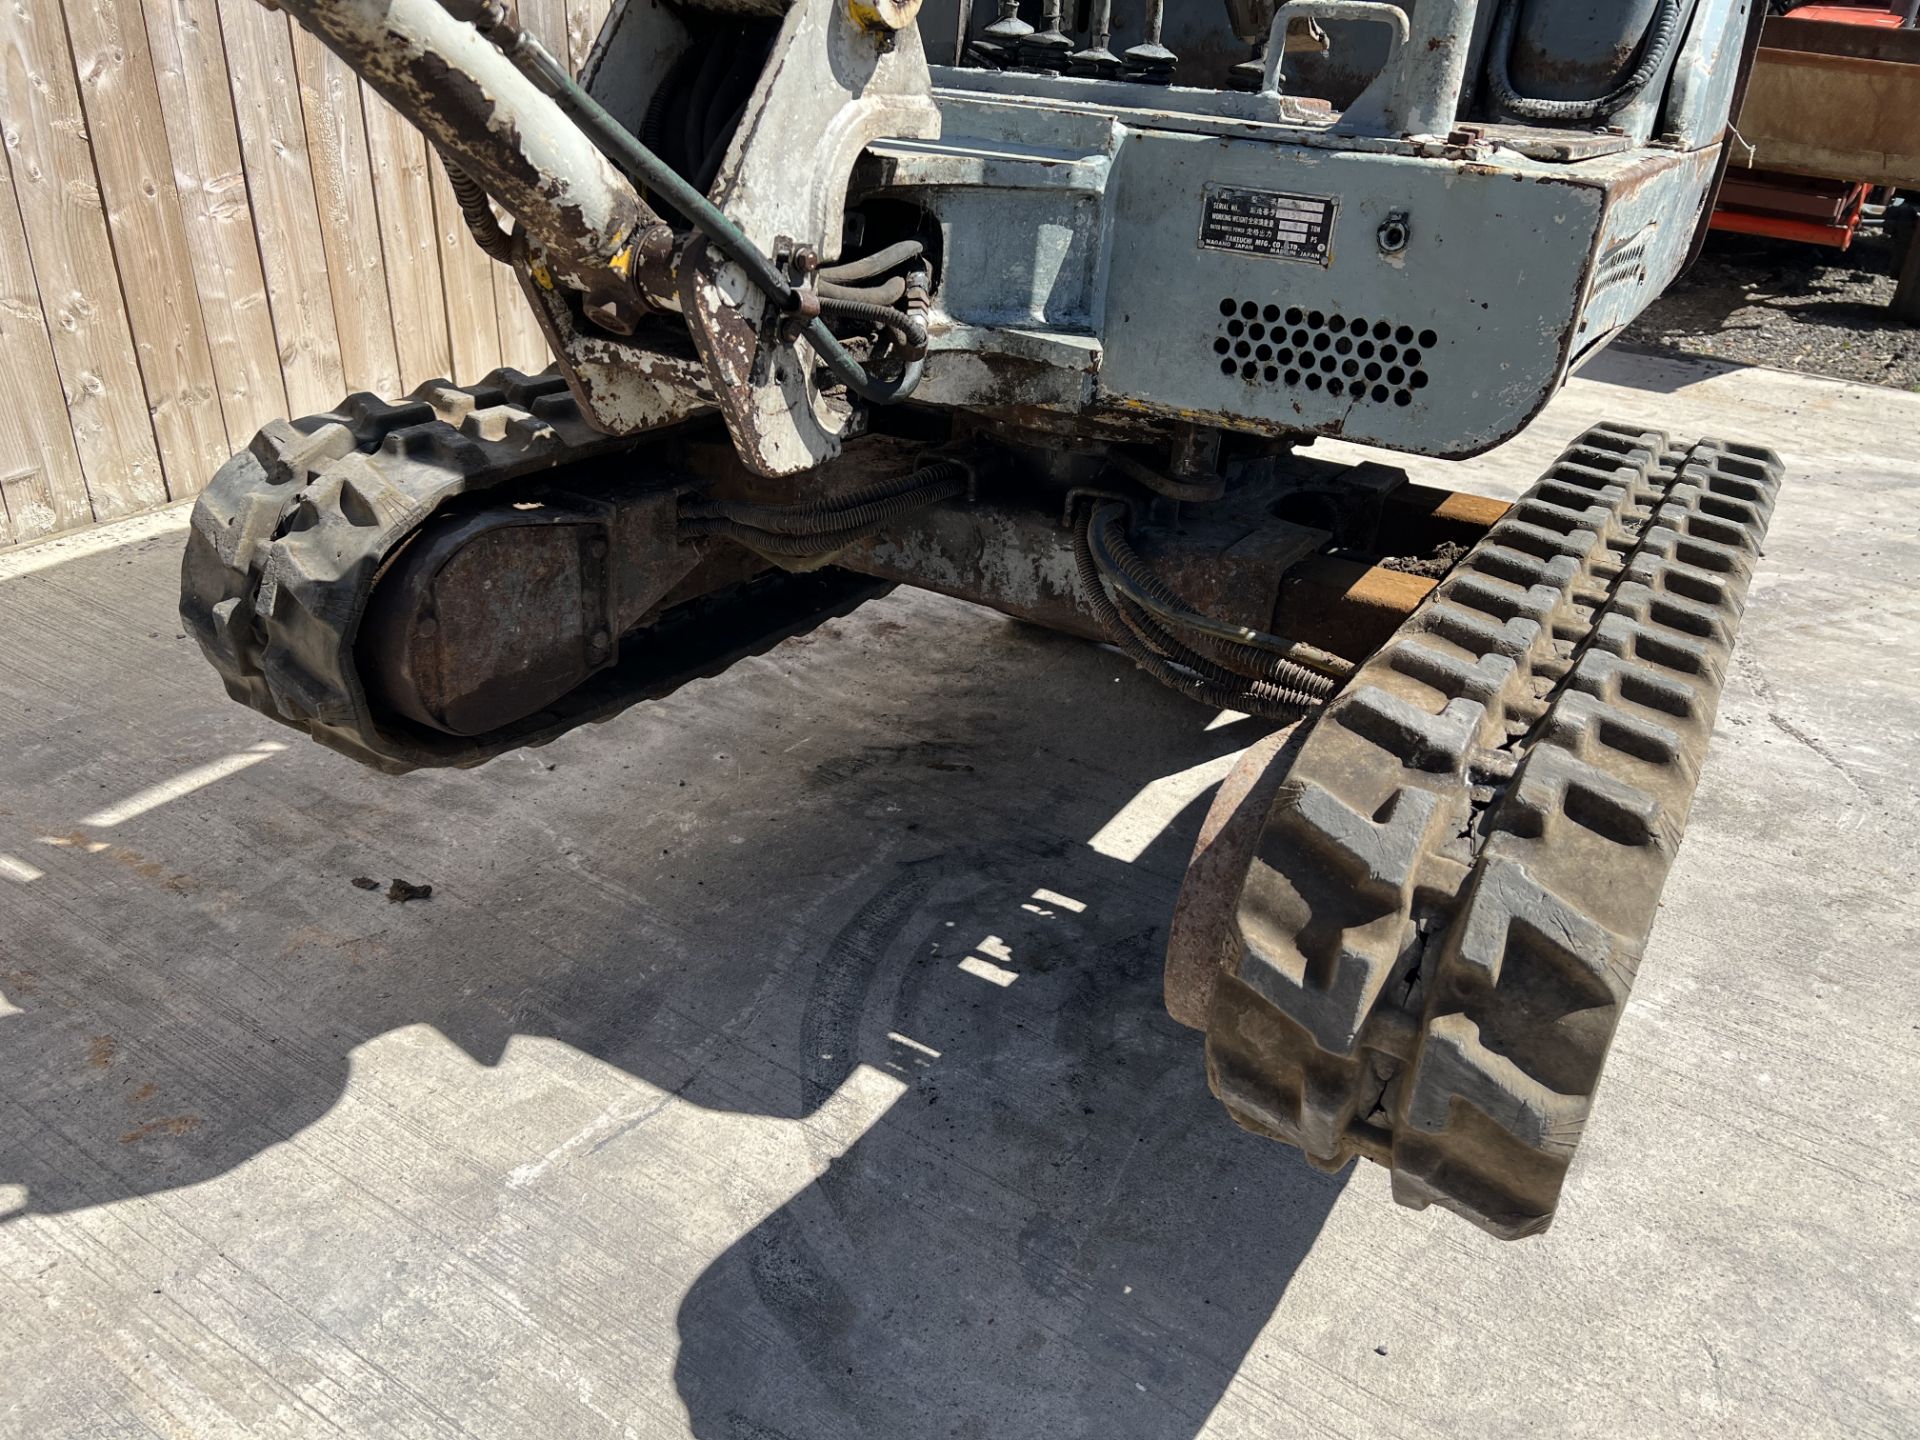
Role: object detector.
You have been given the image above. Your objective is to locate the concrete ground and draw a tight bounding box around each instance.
[1,349,1915,1439]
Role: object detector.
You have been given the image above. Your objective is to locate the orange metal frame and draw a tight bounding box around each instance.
[1711,181,1873,249]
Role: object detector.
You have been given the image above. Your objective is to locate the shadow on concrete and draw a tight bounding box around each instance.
[669,827,1342,1440]
[0,545,1344,1439]
[1577,345,1755,393]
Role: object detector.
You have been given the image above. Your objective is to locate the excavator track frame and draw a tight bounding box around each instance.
[180,370,887,774]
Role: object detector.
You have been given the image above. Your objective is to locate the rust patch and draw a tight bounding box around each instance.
[87,1035,117,1069]
[121,1115,201,1144]
[47,830,200,892]
[109,845,200,893]
[129,1082,158,1104]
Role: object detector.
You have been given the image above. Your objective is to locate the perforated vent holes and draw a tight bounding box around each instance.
[1214,298,1435,408]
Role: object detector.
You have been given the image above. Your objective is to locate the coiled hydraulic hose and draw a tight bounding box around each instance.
[681,459,972,559]
[441,158,515,263]
[1116,587,1295,700]
[463,2,924,405]
[1073,508,1330,721]
[1484,0,1689,123]
[819,276,908,306]
[1086,504,1351,686]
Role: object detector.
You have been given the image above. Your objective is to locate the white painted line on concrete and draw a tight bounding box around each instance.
[0,503,192,583]
[1030,888,1086,913]
[1086,749,1245,863]
[0,853,44,883]
[958,955,1019,987]
[79,742,286,829]
[886,1032,942,1059]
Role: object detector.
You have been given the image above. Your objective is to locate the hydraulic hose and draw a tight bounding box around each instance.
[1114,590,1290,699]
[1072,509,1326,721]
[441,157,515,263]
[818,296,928,350]
[819,276,908,306]
[1484,0,1689,123]
[463,3,923,404]
[1087,504,1349,687]
[819,240,926,284]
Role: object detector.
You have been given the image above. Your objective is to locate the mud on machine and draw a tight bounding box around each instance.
[182,0,1784,1236]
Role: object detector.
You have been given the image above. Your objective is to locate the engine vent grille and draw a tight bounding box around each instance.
[1214,298,1434,408]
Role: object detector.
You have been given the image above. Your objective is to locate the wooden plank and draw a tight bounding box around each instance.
[566,0,613,82]
[139,0,287,447]
[0,465,48,546]
[491,0,568,374]
[488,221,551,373]
[290,28,401,398]
[0,0,168,521]
[0,149,94,543]
[66,0,231,502]
[360,88,453,390]
[427,152,504,383]
[0,479,16,546]
[217,0,344,415]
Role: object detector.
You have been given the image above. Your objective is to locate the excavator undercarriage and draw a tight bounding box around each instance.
[183,0,1782,1235]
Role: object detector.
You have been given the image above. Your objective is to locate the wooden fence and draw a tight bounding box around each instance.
[0,0,609,548]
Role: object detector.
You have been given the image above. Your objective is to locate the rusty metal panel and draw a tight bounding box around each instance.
[1734,21,1920,189]
[1274,555,1437,660]
[361,508,617,737]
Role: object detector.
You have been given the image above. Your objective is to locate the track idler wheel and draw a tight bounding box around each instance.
[1166,422,1784,1238]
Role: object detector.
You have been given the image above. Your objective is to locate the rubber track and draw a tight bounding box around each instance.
[1204,423,1783,1237]
[181,369,885,773]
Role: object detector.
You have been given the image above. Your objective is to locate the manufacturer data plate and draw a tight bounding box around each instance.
[1198,185,1337,265]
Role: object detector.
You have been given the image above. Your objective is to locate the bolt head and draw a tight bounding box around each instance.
[584,297,640,336]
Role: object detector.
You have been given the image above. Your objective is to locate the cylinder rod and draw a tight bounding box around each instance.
[273,0,651,292]
[1400,0,1476,137]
